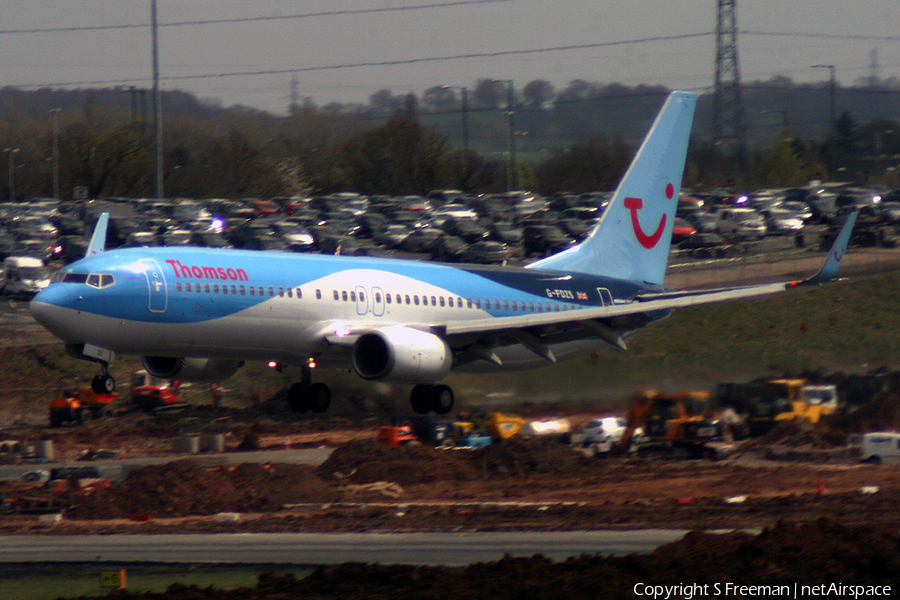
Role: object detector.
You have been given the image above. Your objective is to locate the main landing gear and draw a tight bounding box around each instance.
[287,365,331,413]
[410,384,454,415]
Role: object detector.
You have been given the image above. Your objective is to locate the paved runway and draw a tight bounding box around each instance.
[0,530,692,565]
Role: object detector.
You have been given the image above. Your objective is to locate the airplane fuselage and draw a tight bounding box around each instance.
[31,246,664,373]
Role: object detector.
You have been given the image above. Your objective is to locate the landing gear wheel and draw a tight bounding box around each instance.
[91,374,115,394]
[431,384,454,415]
[287,383,309,413]
[410,385,432,415]
[307,383,331,413]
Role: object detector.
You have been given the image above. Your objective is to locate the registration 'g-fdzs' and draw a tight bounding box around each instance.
[30,92,857,416]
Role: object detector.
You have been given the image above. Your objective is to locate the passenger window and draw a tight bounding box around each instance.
[249,287,255,296]
[386,294,392,304]
[439,297,445,307]
[316,289,322,300]
[350,291,356,302]
[375,293,381,303]
[231,285,237,295]
[405,295,411,305]
[204,283,211,294]
[258,286,264,296]
[176,283,182,292]
[185,283,192,293]
[280,288,285,297]
[268,287,274,297]
[296,288,302,299]
[240,286,245,296]
[360,292,365,302]
[414,295,419,305]
[342,291,348,301]
[333,290,339,301]
[475,299,481,309]
[431,296,436,306]
[467,298,472,308]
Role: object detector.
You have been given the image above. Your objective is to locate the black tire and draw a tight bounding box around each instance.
[307,383,331,413]
[431,384,454,415]
[410,385,432,414]
[92,375,115,394]
[287,383,308,413]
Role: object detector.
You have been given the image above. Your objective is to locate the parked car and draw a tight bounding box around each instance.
[715,208,767,239]
[671,218,697,243]
[685,212,718,233]
[678,233,733,258]
[461,241,511,264]
[522,225,574,257]
[761,208,804,235]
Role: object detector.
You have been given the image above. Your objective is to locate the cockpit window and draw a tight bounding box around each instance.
[60,273,88,284]
[60,272,114,288]
[86,273,115,288]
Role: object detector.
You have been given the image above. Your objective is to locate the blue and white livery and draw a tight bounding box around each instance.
[30,92,856,415]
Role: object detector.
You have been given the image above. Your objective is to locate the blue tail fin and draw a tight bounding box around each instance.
[528,91,696,285]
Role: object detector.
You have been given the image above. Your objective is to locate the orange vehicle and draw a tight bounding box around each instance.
[618,391,726,457]
[49,388,118,427]
[131,369,180,411]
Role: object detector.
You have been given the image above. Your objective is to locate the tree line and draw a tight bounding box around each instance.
[0,78,899,201]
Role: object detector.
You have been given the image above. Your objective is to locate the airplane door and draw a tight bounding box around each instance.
[596,287,613,307]
[143,259,168,313]
[355,285,369,316]
[372,286,385,317]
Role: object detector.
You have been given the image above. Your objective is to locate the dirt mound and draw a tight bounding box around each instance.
[467,436,594,476]
[316,437,592,486]
[753,418,847,448]
[316,439,477,485]
[70,460,340,519]
[63,519,900,599]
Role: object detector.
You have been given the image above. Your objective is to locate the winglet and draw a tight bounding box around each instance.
[85,212,110,257]
[803,210,857,285]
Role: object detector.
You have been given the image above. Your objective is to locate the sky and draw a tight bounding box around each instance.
[0,0,898,115]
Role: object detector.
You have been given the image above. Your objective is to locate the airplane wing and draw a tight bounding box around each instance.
[435,210,859,365]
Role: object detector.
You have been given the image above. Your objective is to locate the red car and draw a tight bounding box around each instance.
[671,218,697,243]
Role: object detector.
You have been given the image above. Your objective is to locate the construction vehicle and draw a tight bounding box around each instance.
[717,378,839,437]
[49,388,118,427]
[131,369,180,411]
[618,391,727,458]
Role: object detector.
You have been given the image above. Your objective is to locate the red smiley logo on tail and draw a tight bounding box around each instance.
[623,184,675,249]
[834,249,844,262]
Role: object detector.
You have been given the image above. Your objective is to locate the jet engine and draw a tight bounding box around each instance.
[141,356,245,383]
[352,326,452,382]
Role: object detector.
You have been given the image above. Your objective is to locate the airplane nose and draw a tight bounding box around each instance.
[30,287,83,343]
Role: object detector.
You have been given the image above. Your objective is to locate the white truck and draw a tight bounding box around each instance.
[858,432,900,464]
[0,256,51,298]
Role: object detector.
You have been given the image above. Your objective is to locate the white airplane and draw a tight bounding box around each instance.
[30,91,857,415]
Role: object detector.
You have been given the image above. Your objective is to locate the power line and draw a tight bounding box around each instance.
[15,32,715,89]
[740,30,900,43]
[0,0,521,35]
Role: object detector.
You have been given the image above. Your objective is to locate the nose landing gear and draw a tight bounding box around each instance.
[91,366,115,394]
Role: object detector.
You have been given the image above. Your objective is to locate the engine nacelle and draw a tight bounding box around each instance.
[141,356,245,383]
[352,326,452,383]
